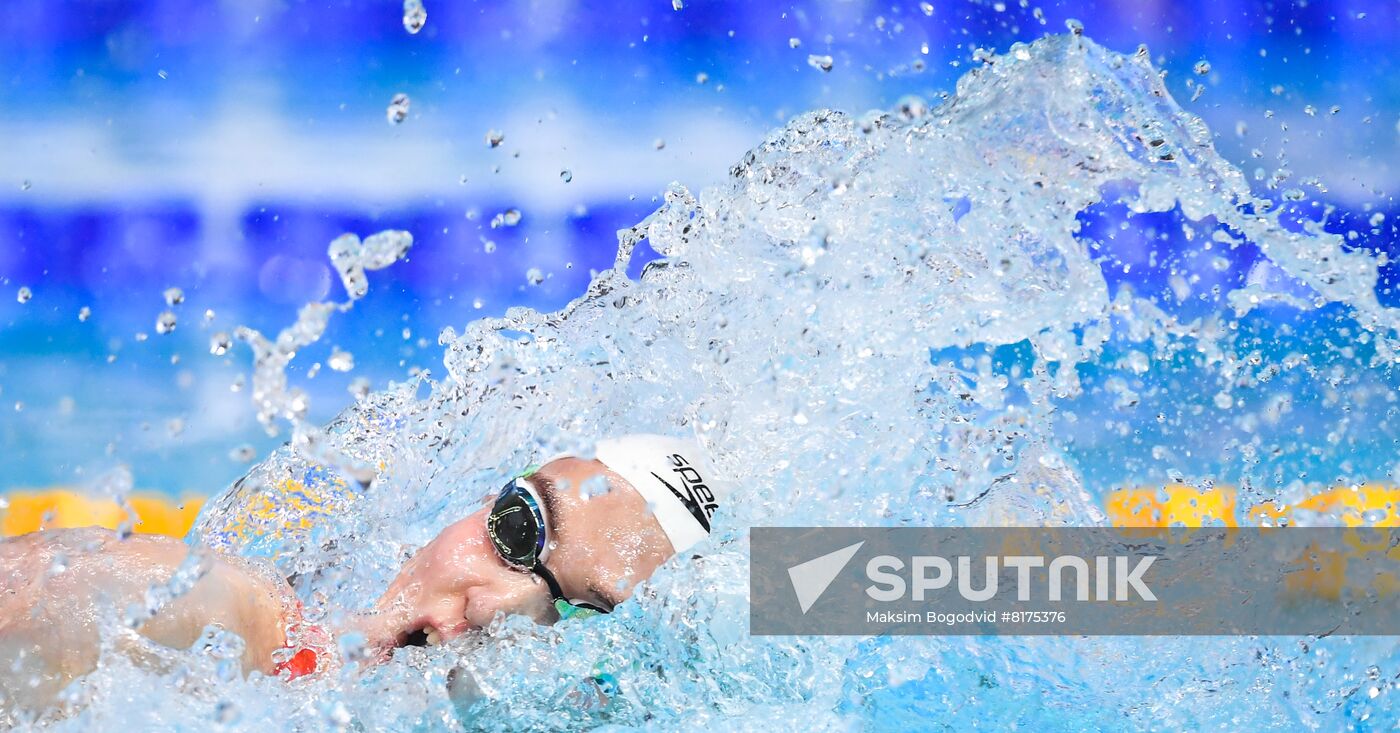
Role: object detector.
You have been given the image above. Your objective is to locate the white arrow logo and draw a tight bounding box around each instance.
[787,541,865,614]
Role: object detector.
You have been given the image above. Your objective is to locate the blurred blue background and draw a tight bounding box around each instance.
[0,0,1397,496]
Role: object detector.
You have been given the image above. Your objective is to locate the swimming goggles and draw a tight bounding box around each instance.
[485,472,611,618]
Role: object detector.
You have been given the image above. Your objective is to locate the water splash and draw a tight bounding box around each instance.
[29,33,1400,731]
[402,0,426,35]
[385,94,410,125]
[229,227,410,482]
[155,311,177,335]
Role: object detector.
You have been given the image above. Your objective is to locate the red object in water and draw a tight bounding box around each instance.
[274,646,320,679]
[274,598,327,680]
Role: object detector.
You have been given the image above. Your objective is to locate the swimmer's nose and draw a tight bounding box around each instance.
[366,509,499,651]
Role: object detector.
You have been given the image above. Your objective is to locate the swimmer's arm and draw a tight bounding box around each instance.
[0,529,289,711]
[135,546,289,675]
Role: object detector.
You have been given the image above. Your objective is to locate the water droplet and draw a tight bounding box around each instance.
[163,286,185,306]
[577,475,610,500]
[328,348,355,372]
[204,308,215,322]
[1329,105,1341,115]
[20,180,31,191]
[789,37,801,49]
[1303,104,1316,117]
[386,93,410,125]
[155,311,177,335]
[490,209,522,228]
[402,0,427,34]
[1065,18,1084,35]
[326,702,352,726]
[361,229,414,268]
[472,297,484,309]
[229,444,256,463]
[807,54,834,72]
[919,2,933,15]
[16,286,31,304]
[897,95,928,119]
[483,240,497,253]
[526,267,544,286]
[349,377,372,400]
[560,169,573,183]
[210,332,231,356]
[671,0,683,9]
[1193,60,1211,76]
[329,230,413,301]
[1213,392,1234,409]
[695,71,709,84]
[486,129,505,148]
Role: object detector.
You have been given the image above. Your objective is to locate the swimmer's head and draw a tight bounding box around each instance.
[364,434,723,651]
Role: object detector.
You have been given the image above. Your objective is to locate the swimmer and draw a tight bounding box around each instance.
[0,434,722,714]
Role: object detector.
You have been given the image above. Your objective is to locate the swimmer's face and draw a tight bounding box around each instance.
[365,457,675,651]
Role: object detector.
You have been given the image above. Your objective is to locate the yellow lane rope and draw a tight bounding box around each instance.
[1,482,1395,539]
[1,490,204,538]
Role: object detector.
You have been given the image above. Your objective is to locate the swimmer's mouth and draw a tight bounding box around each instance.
[397,625,443,648]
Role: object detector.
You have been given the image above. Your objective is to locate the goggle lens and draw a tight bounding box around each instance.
[486,480,544,568]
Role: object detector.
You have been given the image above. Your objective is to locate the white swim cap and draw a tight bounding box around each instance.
[593,434,724,555]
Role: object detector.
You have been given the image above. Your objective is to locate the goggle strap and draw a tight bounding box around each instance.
[532,560,568,604]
